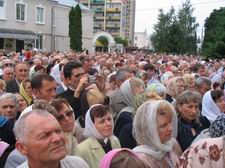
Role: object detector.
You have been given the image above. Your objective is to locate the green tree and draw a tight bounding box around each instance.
[151,8,175,53]
[69,5,82,51]
[202,8,225,58]
[151,0,198,55]
[114,37,128,47]
[177,0,198,54]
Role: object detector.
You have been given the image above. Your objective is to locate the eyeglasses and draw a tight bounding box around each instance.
[56,110,74,121]
[4,63,13,67]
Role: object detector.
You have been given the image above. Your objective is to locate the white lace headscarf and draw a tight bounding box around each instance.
[83,104,114,140]
[202,90,222,123]
[133,100,177,160]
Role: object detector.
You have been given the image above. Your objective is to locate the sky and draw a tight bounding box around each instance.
[135,0,225,36]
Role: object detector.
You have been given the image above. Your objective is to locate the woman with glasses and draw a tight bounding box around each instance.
[76,104,121,168]
[49,99,84,155]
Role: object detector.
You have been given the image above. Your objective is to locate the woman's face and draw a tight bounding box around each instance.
[157,112,173,144]
[178,102,199,122]
[25,82,33,97]
[177,80,185,94]
[187,79,195,90]
[132,85,145,96]
[94,112,113,138]
[215,96,225,112]
[16,94,27,112]
[58,103,75,132]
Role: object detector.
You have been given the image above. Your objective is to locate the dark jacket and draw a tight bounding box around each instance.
[114,110,133,137]
[119,123,137,149]
[177,116,210,151]
[57,88,82,119]
[0,117,16,147]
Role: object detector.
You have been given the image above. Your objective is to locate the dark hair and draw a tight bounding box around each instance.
[31,74,55,89]
[211,90,224,103]
[34,65,45,72]
[46,63,55,75]
[110,151,150,168]
[63,61,82,79]
[90,105,110,122]
[143,63,155,72]
[191,63,204,73]
[49,99,70,114]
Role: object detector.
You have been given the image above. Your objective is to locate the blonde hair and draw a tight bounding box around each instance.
[0,79,6,91]
[183,74,195,86]
[87,89,105,106]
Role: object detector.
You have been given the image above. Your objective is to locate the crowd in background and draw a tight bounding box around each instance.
[0,49,225,168]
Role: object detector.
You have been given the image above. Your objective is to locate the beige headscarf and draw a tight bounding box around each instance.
[133,100,177,160]
[165,77,184,99]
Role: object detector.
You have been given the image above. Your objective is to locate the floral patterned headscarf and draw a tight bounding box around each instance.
[177,136,225,168]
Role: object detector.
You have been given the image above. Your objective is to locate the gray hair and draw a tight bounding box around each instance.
[115,68,133,82]
[0,93,18,110]
[2,66,13,75]
[195,76,212,88]
[13,109,52,142]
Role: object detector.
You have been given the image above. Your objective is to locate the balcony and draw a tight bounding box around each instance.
[94,16,104,20]
[106,8,120,13]
[94,24,103,28]
[106,24,120,29]
[95,8,104,13]
[106,16,120,20]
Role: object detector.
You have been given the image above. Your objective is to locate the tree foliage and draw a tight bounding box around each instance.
[114,36,128,47]
[202,8,225,59]
[151,0,198,55]
[69,5,83,52]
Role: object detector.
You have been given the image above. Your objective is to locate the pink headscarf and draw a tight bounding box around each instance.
[99,148,139,168]
[0,141,9,157]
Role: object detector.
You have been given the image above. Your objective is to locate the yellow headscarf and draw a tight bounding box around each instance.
[19,82,32,105]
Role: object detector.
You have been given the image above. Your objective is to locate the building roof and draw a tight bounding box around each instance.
[56,0,90,11]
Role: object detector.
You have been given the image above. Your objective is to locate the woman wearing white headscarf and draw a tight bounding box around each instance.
[76,104,121,168]
[202,90,225,123]
[133,100,182,168]
[114,77,145,137]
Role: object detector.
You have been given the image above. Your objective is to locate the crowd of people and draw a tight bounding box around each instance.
[0,50,225,168]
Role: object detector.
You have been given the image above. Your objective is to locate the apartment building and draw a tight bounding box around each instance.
[80,0,135,45]
[0,0,94,52]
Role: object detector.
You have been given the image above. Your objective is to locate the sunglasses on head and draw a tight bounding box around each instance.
[56,110,74,121]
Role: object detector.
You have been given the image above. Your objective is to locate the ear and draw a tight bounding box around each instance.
[65,77,71,85]
[32,88,39,98]
[16,141,28,156]
[177,104,182,113]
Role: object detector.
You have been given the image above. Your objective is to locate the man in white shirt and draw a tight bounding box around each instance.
[14,109,89,168]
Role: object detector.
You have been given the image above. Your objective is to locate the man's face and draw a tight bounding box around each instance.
[69,68,84,90]
[35,80,57,102]
[83,61,92,73]
[197,67,206,77]
[17,114,66,164]
[3,67,14,81]
[15,64,29,82]
[0,98,17,120]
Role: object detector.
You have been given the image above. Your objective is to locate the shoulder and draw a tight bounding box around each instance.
[76,138,97,150]
[5,149,26,168]
[61,156,89,168]
[110,136,121,148]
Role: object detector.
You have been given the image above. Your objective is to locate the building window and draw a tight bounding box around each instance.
[16,3,26,21]
[0,0,4,7]
[0,0,5,19]
[36,35,43,49]
[36,6,45,24]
